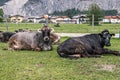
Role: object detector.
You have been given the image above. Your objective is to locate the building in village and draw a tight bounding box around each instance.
[50,15,87,24]
[10,15,24,23]
[103,16,120,23]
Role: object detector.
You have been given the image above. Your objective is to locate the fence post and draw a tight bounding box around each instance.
[92,14,94,32]
[5,16,8,31]
[119,31,120,39]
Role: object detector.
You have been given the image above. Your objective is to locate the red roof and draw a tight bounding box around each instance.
[57,16,69,18]
[104,16,120,19]
[112,16,117,19]
[104,16,111,19]
[117,16,120,19]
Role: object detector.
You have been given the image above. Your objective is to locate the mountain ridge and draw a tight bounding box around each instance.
[1,0,120,17]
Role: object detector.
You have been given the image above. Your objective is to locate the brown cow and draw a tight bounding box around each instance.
[8,29,52,51]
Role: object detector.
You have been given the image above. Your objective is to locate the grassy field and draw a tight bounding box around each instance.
[0,23,120,80]
[0,23,120,33]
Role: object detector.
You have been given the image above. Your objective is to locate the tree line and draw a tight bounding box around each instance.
[51,8,118,17]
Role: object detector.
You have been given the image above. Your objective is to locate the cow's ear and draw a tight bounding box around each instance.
[110,33,115,36]
[50,28,55,33]
[41,29,45,32]
[98,33,102,37]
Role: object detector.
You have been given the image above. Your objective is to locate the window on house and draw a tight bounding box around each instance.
[18,19,20,21]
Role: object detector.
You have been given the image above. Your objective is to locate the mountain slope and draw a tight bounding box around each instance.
[1,0,120,17]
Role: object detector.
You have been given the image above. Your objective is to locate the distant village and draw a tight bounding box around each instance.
[9,14,120,24]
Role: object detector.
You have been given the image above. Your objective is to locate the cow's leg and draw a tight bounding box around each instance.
[8,44,21,50]
[75,46,100,58]
[31,43,37,50]
[103,48,120,56]
[83,54,101,58]
[68,53,101,58]
[34,47,41,51]
[31,43,41,51]
[68,54,81,59]
[58,54,80,59]
[9,40,27,50]
[8,47,15,51]
[81,52,101,58]
[13,42,22,50]
[57,51,81,59]
[8,40,19,50]
[93,48,120,56]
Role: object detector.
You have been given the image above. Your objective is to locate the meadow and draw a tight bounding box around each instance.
[0,23,120,80]
[0,23,120,33]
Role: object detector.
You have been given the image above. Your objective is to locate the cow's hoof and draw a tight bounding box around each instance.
[8,47,15,51]
[69,54,81,59]
[2,48,8,50]
[34,48,41,51]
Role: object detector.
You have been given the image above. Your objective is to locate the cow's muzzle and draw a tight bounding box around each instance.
[44,36,49,41]
[105,43,111,46]
[105,38,111,46]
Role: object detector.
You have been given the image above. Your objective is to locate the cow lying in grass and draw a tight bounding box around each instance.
[8,29,52,51]
[0,31,15,42]
[57,30,120,58]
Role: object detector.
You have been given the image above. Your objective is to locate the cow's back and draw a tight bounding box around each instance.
[58,34,101,50]
[8,31,43,50]
[79,34,102,48]
[10,31,42,43]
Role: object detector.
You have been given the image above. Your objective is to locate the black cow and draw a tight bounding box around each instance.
[8,29,52,51]
[57,30,120,58]
[0,32,15,42]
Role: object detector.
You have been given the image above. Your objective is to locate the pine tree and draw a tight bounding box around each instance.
[0,8,4,22]
[87,3,104,25]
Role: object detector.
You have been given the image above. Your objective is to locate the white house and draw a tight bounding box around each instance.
[28,16,45,23]
[103,16,120,23]
[72,15,87,24]
[50,16,74,24]
[103,16,111,23]
[56,16,72,23]
[50,15,87,24]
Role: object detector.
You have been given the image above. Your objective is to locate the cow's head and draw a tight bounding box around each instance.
[99,29,114,46]
[41,29,51,42]
[40,29,52,51]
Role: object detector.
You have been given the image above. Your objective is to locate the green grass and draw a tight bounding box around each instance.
[0,23,120,80]
[0,38,120,80]
[0,23,120,33]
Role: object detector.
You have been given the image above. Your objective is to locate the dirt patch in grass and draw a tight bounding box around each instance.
[95,64,116,72]
[35,63,44,68]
